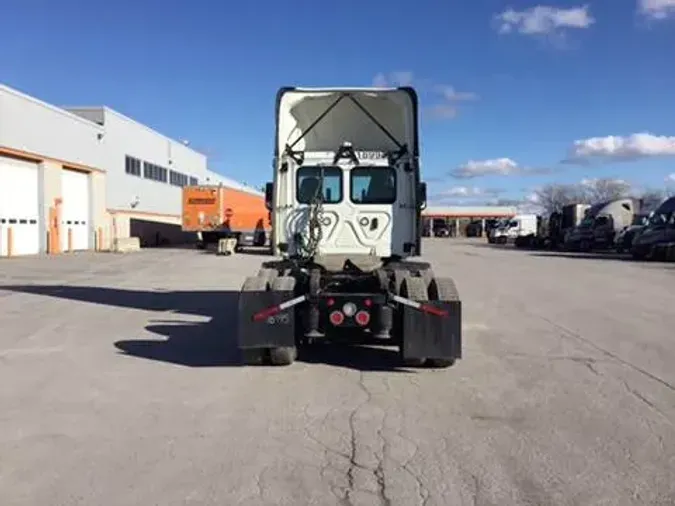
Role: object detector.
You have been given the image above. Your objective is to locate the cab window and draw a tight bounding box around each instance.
[350,167,397,204]
[296,166,342,204]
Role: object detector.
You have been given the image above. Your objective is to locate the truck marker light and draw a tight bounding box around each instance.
[329,311,345,325]
[326,298,335,306]
[363,299,372,307]
[355,310,370,326]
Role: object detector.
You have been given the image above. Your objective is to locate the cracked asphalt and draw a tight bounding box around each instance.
[1,239,674,506]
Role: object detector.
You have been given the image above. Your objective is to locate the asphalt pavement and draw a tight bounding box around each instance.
[1,239,674,506]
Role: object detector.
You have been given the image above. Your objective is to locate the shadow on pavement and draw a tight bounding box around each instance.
[1,284,413,372]
[528,252,636,262]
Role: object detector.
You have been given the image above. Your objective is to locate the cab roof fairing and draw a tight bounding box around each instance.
[273,87,420,163]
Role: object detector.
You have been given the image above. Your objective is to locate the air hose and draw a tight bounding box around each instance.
[297,169,325,258]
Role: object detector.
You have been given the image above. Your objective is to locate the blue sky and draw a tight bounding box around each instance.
[1,0,674,206]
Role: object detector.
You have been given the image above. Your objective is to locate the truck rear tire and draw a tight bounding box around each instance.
[269,347,297,366]
[257,267,279,285]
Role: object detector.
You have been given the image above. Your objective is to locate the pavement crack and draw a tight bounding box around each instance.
[621,379,672,423]
[538,314,675,392]
[374,459,392,506]
[567,356,600,375]
[470,473,481,506]
[339,371,375,505]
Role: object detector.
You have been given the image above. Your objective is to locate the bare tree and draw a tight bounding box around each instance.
[532,183,585,215]
[639,188,667,211]
[580,178,631,203]
[530,179,674,217]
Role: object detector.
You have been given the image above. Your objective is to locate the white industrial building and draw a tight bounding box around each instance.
[0,82,257,256]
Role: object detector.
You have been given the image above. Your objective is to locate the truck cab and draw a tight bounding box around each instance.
[492,214,538,244]
[565,198,641,251]
[631,196,675,259]
[487,218,511,243]
[266,87,423,261]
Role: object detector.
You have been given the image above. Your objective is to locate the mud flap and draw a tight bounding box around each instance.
[237,289,297,349]
[400,300,462,361]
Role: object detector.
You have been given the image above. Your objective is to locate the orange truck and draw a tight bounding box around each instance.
[181,185,271,249]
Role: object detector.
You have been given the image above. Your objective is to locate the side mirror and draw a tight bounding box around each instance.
[418,182,427,210]
[264,182,273,211]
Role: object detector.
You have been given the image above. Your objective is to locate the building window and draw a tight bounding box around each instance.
[189,176,198,186]
[143,161,168,183]
[169,170,189,187]
[125,155,141,176]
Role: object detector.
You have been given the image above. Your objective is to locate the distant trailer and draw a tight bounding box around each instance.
[181,185,270,250]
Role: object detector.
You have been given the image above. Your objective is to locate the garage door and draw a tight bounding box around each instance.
[0,156,40,256]
[61,168,90,251]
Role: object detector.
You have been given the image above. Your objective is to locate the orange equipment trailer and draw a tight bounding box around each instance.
[181,185,270,249]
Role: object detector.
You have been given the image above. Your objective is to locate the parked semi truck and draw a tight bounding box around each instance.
[236,86,462,367]
[492,214,538,244]
[487,218,512,243]
[564,198,642,251]
[181,184,270,250]
[631,196,675,260]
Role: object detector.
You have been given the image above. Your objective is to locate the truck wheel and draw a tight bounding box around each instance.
[392,269,409,296]
[427,277,459,301]
[269,347,297,366]
[419,268,435,290]
[427,358,455,368]
[257,267,279,285]
[269,276,298,366]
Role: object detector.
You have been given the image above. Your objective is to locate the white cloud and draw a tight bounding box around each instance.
[450,158,553,178]
[494,5,595,36]
[566,133,675,162]
[436,186,487,197]
[666,173,675,183]
[580,177,630,187]
[452,158,519,178]
[435,85,479,102]
[525,192,541,204]
[371,71,415,87]
[638,0,675,19]
[429,186,503,204]
[371,71,477,120]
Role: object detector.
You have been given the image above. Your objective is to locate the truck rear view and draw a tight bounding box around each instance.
[235,86,463,367]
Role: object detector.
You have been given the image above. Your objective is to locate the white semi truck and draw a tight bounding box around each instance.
[492,214,538,244]
[236,87,462,367]
[631,196,675,259]
[564,198,643,252]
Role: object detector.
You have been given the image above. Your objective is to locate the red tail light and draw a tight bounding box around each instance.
[355,310,370,326]
[329,311,345,325]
